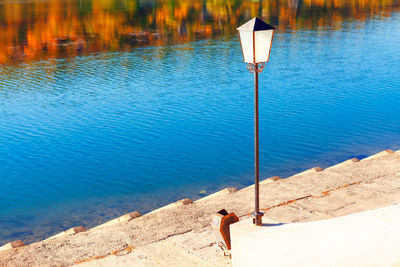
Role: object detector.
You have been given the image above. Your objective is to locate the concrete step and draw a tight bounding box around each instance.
[195,187,238,202]
[291,167,324,177]
[46,226,86,241]
[325,158,359,170]
[0,240,24,252]
[147,198,193,215]
[92,211,141,230]
[361,149,394,161]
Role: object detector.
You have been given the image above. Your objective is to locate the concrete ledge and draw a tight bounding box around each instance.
[269,176,281,181]
[325,158,359,170]
[0,240,24,252]
[361,149,394,161]
[195,187,238,202]
[92,211,141,230]
[148,198,193,214]
[46,225,86,240]
[231,204,400,267]
[244,176,281,190]
[260,176,280,185]
[292,167,324,177]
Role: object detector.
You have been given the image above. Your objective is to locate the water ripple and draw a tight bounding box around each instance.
[1,13,400,245]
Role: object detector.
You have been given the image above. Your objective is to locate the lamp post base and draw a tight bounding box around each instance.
[252,212,263,226]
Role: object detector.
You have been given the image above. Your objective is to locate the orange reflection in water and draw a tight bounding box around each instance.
[0,0,399,63]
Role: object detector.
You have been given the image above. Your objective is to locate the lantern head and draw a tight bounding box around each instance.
[237,17,275,64]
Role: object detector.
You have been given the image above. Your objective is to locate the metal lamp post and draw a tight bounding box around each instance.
[237,17,275,226]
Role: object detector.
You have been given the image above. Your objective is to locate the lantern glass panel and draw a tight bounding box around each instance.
[238,30,254,63]
[254,30,274,63]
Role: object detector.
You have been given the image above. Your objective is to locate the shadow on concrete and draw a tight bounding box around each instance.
[261,223,285,227]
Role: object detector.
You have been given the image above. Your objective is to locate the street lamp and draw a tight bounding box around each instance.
[237,17,275,226]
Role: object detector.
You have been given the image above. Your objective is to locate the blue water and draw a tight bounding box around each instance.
[1,13,400,244]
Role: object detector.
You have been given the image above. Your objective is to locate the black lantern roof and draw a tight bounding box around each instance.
[236,17,275,32]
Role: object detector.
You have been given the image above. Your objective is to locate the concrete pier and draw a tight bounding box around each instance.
[231,204,400,267]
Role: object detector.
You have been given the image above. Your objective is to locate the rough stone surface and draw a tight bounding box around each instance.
[0,241,24,252]
[72,226,86,234]
[128,211,141,219]
[178,198,193,206]
[270,176,281,181]
[1,151,400,266]
[226,187,238,193]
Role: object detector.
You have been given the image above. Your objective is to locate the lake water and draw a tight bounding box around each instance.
[1,0,400,244]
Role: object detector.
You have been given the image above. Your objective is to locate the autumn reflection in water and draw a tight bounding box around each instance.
[1,0,399,63]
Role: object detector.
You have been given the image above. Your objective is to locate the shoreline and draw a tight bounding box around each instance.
[1,145,393,246]
[1,149,400,266]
